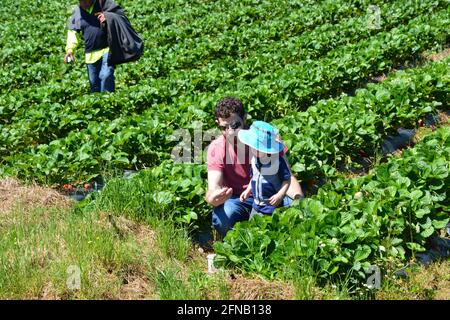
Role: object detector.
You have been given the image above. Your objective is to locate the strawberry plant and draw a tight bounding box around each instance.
[214,126,450,286]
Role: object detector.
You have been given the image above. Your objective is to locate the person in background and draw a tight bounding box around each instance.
[64,0,115,93]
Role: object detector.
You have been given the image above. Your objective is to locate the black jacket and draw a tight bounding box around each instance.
[101,0,144,66]
[68,1,108,53]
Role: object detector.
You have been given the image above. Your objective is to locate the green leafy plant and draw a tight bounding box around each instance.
[214,127,449,287]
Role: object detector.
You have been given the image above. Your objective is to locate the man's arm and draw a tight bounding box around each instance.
[205,170,233,207]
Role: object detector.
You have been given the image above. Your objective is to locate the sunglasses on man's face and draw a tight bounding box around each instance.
[218,121,242,131]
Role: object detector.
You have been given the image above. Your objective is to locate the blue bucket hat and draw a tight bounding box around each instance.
[238,121,283,154]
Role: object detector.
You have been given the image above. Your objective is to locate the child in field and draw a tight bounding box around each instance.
[238,121,293,218]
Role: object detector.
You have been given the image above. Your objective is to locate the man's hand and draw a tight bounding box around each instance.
[96,12,106,24]
[209,187,233,206]
[64,52,75,64]
[240,188,251,202]
[268,192,284,207]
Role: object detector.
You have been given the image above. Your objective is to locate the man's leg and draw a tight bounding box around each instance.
[212,196,253,238]
[282,195,294,207]
[86,60,102,93]
[99,52,115,92]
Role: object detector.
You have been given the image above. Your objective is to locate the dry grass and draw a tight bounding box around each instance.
[228,274,295,300]
[108,213,157,248]
[102,214,157,299]
[0,178,160,299]
[438,111,450,125]
[377,260,450,300]
[119,275,153,300]
[40,282,60,300]
[0,178,73,215]
[114,216,156,299]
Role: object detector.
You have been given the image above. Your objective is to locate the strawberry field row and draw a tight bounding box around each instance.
[1,7,448,160]
[0,0,384,92]
[116,0,443,93]
[274,57,449,180]
[1,0,444,106]
[2,56,448,190]
[214,126,450,286]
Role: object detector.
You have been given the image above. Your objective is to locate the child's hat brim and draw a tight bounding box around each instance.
[238,129,283,154]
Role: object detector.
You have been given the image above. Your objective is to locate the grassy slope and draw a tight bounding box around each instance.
[0,151,448,300]
[0,178,291,299]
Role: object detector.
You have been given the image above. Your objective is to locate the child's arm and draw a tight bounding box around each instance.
[240,162,254,202]
[269,155,292,206]
[240,183,252,202]
[268,179,290,206]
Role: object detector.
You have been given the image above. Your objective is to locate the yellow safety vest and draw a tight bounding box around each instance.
[65,1,109,64]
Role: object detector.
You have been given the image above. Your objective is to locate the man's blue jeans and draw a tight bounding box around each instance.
[212,196,253,238]
[86,52,115,93]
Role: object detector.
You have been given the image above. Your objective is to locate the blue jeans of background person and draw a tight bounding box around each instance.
[212,196,253,238]
[86,52,115,93]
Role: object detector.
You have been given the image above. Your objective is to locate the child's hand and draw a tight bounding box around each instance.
[240,189,251,202]
[268,193,284,207]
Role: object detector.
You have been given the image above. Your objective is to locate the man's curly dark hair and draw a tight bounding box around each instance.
[215,96,245,120]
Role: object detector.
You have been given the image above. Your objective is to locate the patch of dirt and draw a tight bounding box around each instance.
[422,47,450,62]
[370,73,388,83]
[40,282,61,300]
[415,111,450,142]
[104,213,157,249]
[0,178,73,215]
[119,275,152,300]
[438,111,450,125]
[228,274,295,300]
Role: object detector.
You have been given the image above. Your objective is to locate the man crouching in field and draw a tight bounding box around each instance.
[64,0,114,93]
[205,97,304,238]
